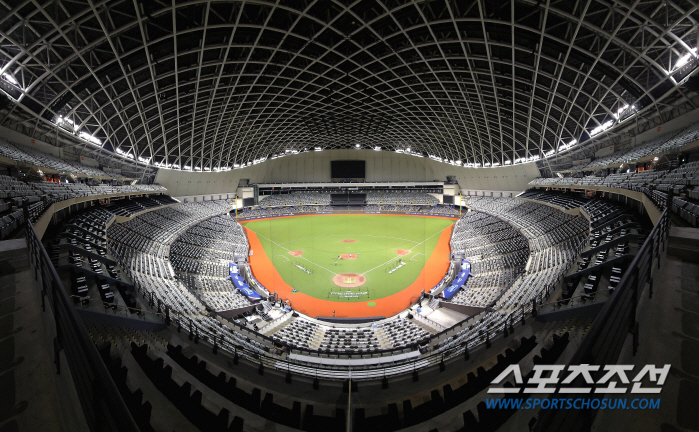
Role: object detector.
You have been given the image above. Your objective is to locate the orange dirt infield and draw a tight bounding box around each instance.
[333,273,366,287]
[341,239,357,243]
[340,253,357,260]
[245,224,453,318]
[396,249,411,256]
[288,250,303,257]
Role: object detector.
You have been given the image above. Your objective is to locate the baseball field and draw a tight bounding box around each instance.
[241,214,456,318]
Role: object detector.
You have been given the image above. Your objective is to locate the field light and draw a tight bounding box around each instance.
[2,73,18,86]
[674,47,697,71]
[590,120,614,137]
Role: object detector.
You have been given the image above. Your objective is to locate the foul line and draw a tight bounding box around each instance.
[248,229,338,275]
[273,255,291,263]
[361,225,452,275]
[410,253,425,262]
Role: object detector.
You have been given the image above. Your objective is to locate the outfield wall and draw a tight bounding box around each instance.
[236,210,461,221]
[155,150,540,197]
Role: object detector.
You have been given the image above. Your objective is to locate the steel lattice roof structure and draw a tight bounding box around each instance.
[1,0,699,176]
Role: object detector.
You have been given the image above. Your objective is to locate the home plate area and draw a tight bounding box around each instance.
[288,250,303,257]
[333,273,366,287]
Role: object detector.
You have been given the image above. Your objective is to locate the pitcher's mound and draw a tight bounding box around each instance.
[288,250,303,257]
[341,239,357,243]
[396,249,411,256]
[340,253,358,260]
[333,273,366,287]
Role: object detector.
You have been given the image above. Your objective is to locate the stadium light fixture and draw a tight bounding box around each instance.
[613,104,629,119]
[560,139,577,151]
[374,146,381,151]
[55,116,79,132]
[2,73,18,86]
[674,47,697,71]
[590,120,614,137]
[116,148,134,159]
[314,147,322,151]
[78,131,103,146]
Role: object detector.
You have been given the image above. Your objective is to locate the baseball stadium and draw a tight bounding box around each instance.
[0,2,697,432]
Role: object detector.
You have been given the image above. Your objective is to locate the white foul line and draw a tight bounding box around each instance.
[249,229,338,275]
[360,225,452,275]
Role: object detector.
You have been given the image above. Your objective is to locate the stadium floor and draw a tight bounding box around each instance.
[243,214,455,318]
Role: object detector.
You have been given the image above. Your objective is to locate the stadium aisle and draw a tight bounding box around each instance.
[0,240,86,432]
[591,250,699,432]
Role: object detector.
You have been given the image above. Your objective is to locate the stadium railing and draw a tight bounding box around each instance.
[533,207,670,432]
[24,210,140,432]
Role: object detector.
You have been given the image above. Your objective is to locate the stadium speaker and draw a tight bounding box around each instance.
[407,313,413,319]
[286,372,292,383]
[313,378,319,390]
[382,377,389,389]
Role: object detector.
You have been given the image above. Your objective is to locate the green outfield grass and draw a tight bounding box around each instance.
[243,215,455,302]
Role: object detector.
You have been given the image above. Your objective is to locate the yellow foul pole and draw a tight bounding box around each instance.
[459,193,462,216]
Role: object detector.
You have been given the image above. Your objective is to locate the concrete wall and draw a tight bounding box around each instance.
[0,124,63,157]
[155,150,540,197]
[632,108,699,146]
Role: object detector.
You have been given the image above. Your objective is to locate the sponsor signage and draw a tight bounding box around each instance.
[440,260,470,299]
[229,263,261,301]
